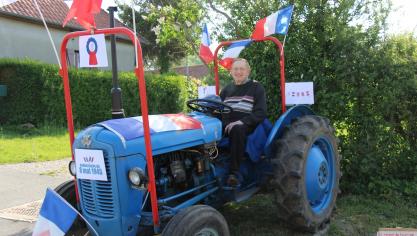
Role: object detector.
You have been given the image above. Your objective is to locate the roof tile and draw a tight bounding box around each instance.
[0,0,126,29]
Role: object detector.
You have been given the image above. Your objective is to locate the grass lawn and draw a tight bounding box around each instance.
[0,125,71,164]
[221,194,417,236]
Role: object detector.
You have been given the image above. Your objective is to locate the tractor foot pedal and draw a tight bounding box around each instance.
[234,186,260,202]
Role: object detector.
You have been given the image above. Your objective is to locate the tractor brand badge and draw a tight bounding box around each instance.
[82,134,92,148]
[86,37,98,65]
[79,34,108,68]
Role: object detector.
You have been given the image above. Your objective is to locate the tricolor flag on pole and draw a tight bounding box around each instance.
[63,0,103,29]
[251,5,294,40]
[219,39,253,70]
[32,188,78,236]
[199,24,214,64]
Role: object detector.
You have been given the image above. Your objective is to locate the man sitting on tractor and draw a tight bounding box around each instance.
[220,58,267,186]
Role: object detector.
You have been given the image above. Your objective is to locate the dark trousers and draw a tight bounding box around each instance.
[227,124,254,173]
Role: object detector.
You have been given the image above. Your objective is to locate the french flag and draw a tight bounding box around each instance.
[199,24,214,64]
[219,39,253,70]
[98,114,202,143]
[251,5,294,40]
[32,188,78,236]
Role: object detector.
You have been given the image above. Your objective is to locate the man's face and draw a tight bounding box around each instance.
[231,61,250,84]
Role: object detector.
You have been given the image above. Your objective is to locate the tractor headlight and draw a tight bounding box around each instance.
[128,167,145,186]
[69,161,76,176]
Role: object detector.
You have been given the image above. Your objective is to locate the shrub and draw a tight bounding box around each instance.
[0,59,195,127]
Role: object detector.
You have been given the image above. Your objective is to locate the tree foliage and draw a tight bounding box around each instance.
[118,0,204,72]
[342,34,417,197]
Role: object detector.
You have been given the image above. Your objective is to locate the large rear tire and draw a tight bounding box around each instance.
[271,115,340,232]
[162,205,230,236]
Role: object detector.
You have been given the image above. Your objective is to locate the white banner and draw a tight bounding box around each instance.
[74,149,108,181]
[79,34,108,68]
[285,82,314,105]
[198,86,216,98]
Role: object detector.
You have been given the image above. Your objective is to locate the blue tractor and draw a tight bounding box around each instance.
[55,28,340,236]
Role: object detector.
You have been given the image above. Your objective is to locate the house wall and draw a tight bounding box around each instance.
[0,16,135,71]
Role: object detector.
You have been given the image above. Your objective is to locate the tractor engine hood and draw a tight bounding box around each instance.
[91,113,222,157]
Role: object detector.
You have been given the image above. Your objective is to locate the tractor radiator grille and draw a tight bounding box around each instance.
[79,153,115,218]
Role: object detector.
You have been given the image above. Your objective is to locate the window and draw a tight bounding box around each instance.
[66,49,80,68]
[74,50,80,68]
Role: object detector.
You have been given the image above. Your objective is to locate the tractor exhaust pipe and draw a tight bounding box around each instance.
[108,6,124,119]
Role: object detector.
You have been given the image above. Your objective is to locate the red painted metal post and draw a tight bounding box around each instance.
[263,36,287,113]
[59,37,79,203]
[213,41,232,95]
[59,27,160,230]
[134,68,160,230]
[213,57,220,95]
[213,37,287,113]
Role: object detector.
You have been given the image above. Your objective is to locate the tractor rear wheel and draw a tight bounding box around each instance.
[271,115,340,232]
[162,205,230,236]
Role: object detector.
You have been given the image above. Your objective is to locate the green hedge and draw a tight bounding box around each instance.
[0,59,196,126]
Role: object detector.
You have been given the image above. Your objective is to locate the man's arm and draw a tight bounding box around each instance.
[241,83,267,126]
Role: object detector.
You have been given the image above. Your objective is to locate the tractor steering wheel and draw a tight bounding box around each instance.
[187,98,233,114]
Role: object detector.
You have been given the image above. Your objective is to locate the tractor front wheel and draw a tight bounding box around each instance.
[271,115,340,232]
[54,180,87,234]
[55,180,77,207]
[162,205,230,236]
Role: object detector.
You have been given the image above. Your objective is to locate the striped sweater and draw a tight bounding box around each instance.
[220,80,267,129]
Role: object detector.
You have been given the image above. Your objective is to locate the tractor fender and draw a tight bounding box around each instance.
[264,105,315,157]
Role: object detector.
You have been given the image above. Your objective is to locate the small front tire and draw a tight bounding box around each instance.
[54,180,87,234]
[162,205,230,236]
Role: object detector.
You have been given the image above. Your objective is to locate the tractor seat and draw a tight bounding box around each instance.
[218,119,273,162]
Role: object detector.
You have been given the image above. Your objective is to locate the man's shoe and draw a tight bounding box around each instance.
[227,174,240,187]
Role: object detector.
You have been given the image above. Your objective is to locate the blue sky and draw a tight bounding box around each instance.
[387,0,417,35]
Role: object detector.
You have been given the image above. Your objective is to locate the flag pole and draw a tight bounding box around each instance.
[33,0,62,69]
[282,5,294,50]
[282,34,287,49]
[132,1,138,68]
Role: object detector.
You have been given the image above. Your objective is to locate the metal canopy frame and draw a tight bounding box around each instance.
[59,30,287,234]
[212,36,287,113]
[59,27,161,230]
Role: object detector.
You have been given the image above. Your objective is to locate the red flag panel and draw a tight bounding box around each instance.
[63,0,103,30]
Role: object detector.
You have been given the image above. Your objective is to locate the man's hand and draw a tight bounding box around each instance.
[225,120,243,134]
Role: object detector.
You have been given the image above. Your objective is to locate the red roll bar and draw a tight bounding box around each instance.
[59,27,160,230]
[213,36,287,113]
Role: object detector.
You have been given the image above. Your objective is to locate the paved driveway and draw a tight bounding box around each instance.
[0,159,71,236]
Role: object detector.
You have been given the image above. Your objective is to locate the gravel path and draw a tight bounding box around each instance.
[0,158,73,236]
[0,158,72,178]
